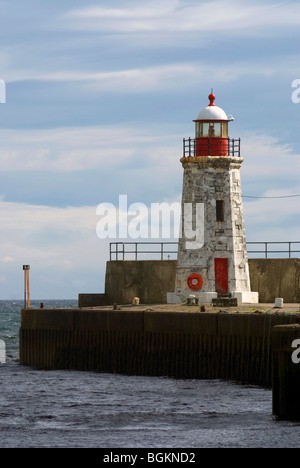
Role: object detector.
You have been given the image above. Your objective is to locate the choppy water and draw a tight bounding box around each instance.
[0,300,300,448]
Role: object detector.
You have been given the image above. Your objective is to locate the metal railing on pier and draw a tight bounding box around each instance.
[109,241,300,261]
[246,241,300,259]
[110,242,178,261]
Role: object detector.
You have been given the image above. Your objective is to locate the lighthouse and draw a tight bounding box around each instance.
[167,91,258,304]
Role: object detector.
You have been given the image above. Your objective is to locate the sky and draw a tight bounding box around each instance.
[0,0,300,300]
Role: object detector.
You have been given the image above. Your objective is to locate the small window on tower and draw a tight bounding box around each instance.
[216,200,224,222]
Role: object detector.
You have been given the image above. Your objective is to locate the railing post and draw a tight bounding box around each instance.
[161,243,163,260]
[115,242,124,261]
[289,242,291,258]
[265,242,268,259]
[135,243,138,261]
[183,138,185,157]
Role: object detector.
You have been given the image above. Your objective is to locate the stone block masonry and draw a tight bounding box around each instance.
[168,156,258,304]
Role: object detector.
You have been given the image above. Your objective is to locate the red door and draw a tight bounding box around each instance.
[214,258,228,295]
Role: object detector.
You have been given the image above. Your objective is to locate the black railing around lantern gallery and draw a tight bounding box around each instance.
[109,241,300,261]
[183,137,241,158]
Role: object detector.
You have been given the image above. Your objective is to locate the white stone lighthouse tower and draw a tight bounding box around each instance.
[168,91,258,304]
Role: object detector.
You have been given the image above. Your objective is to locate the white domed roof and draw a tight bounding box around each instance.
[195,105,228,121]
[194,92,233,121]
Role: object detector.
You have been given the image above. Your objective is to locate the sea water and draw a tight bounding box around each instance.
[0,300,299,448]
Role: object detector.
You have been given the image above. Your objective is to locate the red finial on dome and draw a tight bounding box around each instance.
[208,88,215,106]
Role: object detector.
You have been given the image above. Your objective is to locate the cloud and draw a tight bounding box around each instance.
[6,57,299,97]
[241,132,300,180]
[244,189,300,244]
[0,199,96,248]
[0,198,109,298]
[3,2,298,89]
[0,122,299,233]
[2,1,299,94]
[1,256,14,263]
[64,1,300,34]
[1,123,299,190]
[0,126,157,172]
[0,124,185,175]
[235,130,300,243]
[8,64,202,91]
[34,62,272,90]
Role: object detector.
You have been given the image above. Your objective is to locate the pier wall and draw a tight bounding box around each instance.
[20,309,300,386]
[249,258,300,303]
[79,258,299,306]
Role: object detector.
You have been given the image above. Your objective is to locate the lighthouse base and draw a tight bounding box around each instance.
[167,291,259,304]
[167,291,218,304]
[232,291,259,303]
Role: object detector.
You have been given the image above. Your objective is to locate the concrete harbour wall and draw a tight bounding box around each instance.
[79,258,300,306]
[20,308,300,387]
[249,258,300,303]
[105,260,177,305]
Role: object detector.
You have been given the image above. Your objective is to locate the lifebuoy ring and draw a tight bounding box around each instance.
[187,273,203,290]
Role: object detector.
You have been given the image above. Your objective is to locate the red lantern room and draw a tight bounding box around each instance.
[183,91,240,158]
